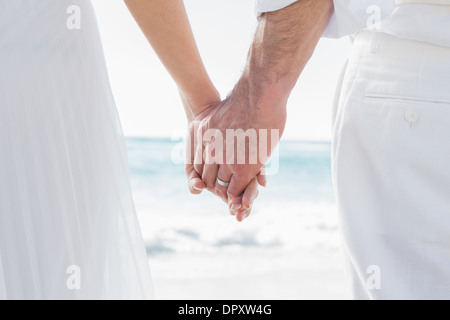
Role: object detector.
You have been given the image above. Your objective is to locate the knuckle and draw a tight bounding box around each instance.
[214,188,226,199]
[206,184,216,193]
[193,164,203,174]
[227,189,240,199]
[232,166,252,180]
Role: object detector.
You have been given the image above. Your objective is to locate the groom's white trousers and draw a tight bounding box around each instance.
[332,30,450,299]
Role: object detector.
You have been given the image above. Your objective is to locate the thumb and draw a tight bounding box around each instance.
[185,164,206,194]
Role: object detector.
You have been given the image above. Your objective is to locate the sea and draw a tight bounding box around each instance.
[125,137,346,299]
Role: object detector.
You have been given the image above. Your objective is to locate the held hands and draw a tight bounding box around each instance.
[184,101,263,222]
[184,78,287,222]
[126,0,330,223]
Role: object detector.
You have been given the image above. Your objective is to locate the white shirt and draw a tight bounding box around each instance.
[255,0,450,47]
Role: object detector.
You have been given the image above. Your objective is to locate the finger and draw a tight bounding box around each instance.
[235,178,259,222]
[241,178,259,210]
[193,138,205,177]
[227,173,253,203]
[237,208,251,223]
[214,166,232,203]
[228,195,242,216]
[185,164,206,195]
[257,170,266,188]
[201,163,219,193]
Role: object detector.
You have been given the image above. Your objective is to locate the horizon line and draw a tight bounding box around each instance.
[124,135,331,144]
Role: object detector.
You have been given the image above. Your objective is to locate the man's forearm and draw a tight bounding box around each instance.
[239,0,334,109]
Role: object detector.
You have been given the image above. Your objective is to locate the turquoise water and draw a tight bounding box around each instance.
[125,137,340,259]
[126,137,335,205]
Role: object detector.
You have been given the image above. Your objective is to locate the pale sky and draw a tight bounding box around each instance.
[91,0,352,141]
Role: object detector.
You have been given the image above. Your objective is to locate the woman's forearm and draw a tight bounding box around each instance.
[124,0,220,121]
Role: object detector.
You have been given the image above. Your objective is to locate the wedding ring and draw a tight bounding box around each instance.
[217,177,230,187]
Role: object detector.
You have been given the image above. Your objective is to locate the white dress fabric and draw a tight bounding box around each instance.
[0,0,154,299]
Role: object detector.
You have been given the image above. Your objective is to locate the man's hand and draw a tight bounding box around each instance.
[192,0,334,219]
[193,81,286,221]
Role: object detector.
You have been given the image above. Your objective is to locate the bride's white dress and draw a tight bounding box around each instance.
[0,0,154,299]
